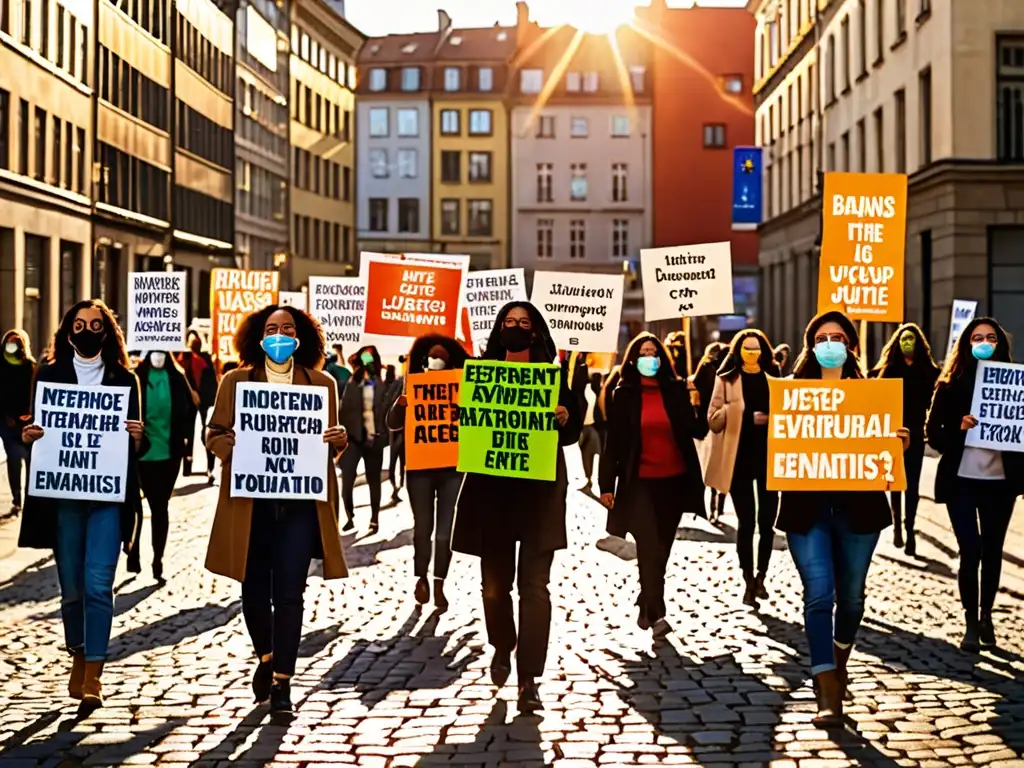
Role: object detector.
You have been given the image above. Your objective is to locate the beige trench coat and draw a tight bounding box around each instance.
[704,375,745,494]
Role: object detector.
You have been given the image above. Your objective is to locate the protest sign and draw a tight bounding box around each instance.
[946,299,978,358]
[279,291,307,311]
[766,378,906,492]
[964,361,1024,452]
[405,370,461,471]
[464,269,528,352]
[639,241,735,321]
[308,276,365,347]
[362,253,465,342]
[530,271,624,353]
[457,361,560,481]
[211,269,279,363]
[126,272,187,352]
[230,382,329,500]
[29,383,131,502]
[818,172,907,323]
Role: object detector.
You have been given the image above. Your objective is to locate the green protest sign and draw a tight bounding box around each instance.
[456,360,561,481]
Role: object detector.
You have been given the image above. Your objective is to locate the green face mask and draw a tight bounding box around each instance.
[899,333,916,356]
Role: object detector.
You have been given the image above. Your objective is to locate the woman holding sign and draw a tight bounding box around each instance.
[598,332,708,638]
[204,305,349,714]
[452,301,581,714]
[925,317,1023,652]
[19,299,146,715]
[706,330,781,607]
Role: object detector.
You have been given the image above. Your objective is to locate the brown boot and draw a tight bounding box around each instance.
[811,670,843,727]
[68,650,85,700]
[78,661,105,716]
[834,643,853,701]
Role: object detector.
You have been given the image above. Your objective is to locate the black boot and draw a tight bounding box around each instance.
[270,678,293,714]
[517,679,542,713]
[961,613,980,653]
[979,610,997,648]
[252,658,273,703]
[490,650,511,687]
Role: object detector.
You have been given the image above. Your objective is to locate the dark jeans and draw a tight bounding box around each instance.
[131,458,181,569]
[628,475,684,623]
[945,478,1016,615]
[341,438,385,522]
[579,425,601,485]
[408,469,462,580]
[389,433,405,489]
[183,406,214,476]
[480,533,555,680]
[241,501,319,676]
[891,441,925,535]
[0,421,29,506]
[731,472,779,578]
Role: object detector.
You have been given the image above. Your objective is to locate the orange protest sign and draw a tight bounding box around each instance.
[818,172,907,323]
[211,268,279,363]
[766,378,906,492]
[404,370,461,471]
[363,255,464,340]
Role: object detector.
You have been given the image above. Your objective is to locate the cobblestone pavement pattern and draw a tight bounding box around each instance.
[0,454,1022,767]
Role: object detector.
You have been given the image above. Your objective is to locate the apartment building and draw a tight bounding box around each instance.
[750,0,1024,359]
[288,0,363,286]
[0,0,93,341]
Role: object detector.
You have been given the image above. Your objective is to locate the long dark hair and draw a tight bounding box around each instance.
[405,334,469,372]
[233,305,326,370]
[791,310,863,380]
[2,329,35,362]
[52,299,130,370]
[717,329,780,380]
[482,301,557,363]
[349,345,383,382]
[619,332,678,387]
[871,323,940,378]
[599,364,621,418]
[940,316,1012,383]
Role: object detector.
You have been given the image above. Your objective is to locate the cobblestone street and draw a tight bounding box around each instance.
[0,454,1022,767]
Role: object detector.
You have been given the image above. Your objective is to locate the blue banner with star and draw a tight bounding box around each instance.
[731,147,762,231]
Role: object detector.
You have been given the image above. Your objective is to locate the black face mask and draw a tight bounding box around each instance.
[500,325,532,353]
[70,329,104,358]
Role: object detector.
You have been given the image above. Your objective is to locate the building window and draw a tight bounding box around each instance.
[919,66,932,165]
[536,218,553,259]
[74,126,83,193]
[826,34,836,103]
[570,117,588,138]
[857,118,867,171]
[997,37,1024,162]
[873,106,884,171]
[857,0,867,76]
[55,4,64,67]
[401,67,420,91]
[629,65,645,93]
[440,199,460,235]
[612,219,629,259]
[841,15,851,91]
[343,166,352,201]
[368,107,388,137]
[582,72,599,92]
[919,0,930,16]
[703,123,726,147]
[827,142,836,171]
[368,198,388,231]
[569,219,586,259]
[520,68,542,93]
[467,199,492,236]
[398,198,419,233]
[397,108,418,137]
[894,88,906,173]
[478,67,493,91]
[895,0,906,38]
[536,115,555,138]
[611,115,630,137]
[20,0,29,45]
[397,148,417,178]
[570,163,587,201]
[612,163,627,202]
[369,68,387,91]
[40,0,47,57]
[440,108,460,135]
[441,150,460,183]
[875,0,885,62]
[468,151,491,182]
[468,109,492,135]
[723,75,743,94]
[841,131,850,171]
[444,67,460,91]
[51,114,60,186]
[33,107,45,182]
[536,162,552,202]
[565,71,580,92]
[0,89,8,170]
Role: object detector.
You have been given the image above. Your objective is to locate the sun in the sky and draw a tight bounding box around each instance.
[538,0,637,35]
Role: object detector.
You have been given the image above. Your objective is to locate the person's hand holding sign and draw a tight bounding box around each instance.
[324,425,348,453]
[126,420,145,447]
[600,493,614,509]
[753,412,769,426]
[396,394,408,408]
[554,405,569,427]
[897,427,910,452]
[22,424,43,443]
[961,415,978,431]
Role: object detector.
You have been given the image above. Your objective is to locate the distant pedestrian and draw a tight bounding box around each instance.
[176,331,218,482]
[706,329,781,606]
[925,316,1022,652]
[578,372,603,493]
[205,304,348,714]
[19,300,146,716]
[325,344,351,391]
[599,332,708,638]
[0,329,36,516]
[691,342,728,520]
[384,364,405,502]
[773,344,791,377]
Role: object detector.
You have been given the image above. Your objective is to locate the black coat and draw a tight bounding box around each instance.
[0,356,36,424]
[925,372,1024,504]
[870,361,939,444]
[599,376,708,537]
[18,359,145,553]
[137,363,193,462]
[339,372,397,445]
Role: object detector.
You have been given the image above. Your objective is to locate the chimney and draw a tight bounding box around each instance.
[438,9,452,33]
[516,1,529,26]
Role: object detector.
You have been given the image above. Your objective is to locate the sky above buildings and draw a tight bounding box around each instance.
[346,0,748,37]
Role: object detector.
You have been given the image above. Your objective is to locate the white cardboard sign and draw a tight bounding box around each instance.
[464,268,528,352]
[946,299,978,358]
[964,361,1024,453]
[308,277,366,348]
[126,272,187,352]
[640,241,735,322]
[530,271,624,353]
[279,291,307,311]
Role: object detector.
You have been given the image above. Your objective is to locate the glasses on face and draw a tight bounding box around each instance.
[970,333,998,344]
[73,318,104,333]
[503,317,532,329]
[813,333,848,346]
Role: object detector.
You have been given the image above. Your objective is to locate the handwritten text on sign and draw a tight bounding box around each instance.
[818,172,907,323]
[308,276,366,346]
[211,269,279,362]
[29,383,131,502]
[405,370,461,471]
[946,299,978,358]
[464,269,527,349]
[965,361,1024,452]
[457,361,560,481]
[766,378,906,492]
[363,255,464,341]
[231,383,329,500]
[126,272,187,352]
[639,241,736,322]
[530,271,624,353]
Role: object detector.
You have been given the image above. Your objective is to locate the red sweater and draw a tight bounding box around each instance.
[639,378,686,478]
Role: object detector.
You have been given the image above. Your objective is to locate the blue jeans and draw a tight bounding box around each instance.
[54,501,122,661]
[787,509,880,675]
[407,469,462,580]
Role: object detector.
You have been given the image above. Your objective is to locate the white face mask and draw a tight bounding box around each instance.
[426,356,446,371]
[4,342,19,356]
[150,352,167,369]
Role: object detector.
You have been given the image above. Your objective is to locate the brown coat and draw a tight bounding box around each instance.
[204,365,349,583]
[704,375,745,493]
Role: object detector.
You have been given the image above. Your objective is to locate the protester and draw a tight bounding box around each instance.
[870,324,940,555]
[129,351,193,581]
[325,344,351,391]
[176,331,218,482]
[19,299,145,715]
[339,346,393,533]
[774,343,792,377]
[452,301,580,714]
[664,330,689,379]
[386,335,467,611]
[706,330,781,606]
[204,305,348,714]
[925,316,1022,652]
[0,330,36,516]
[384,364,405,503]
[778,310,908,727]
[599,332,707,638]
[578,372,603,493]
[692,342,728,521]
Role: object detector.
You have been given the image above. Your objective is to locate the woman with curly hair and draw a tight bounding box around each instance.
[19,299,145,716]
[204,305,349,714]
[0,329,36,516]
[870,323,940,555]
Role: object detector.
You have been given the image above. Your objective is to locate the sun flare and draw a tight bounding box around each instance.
[539,0,636,35]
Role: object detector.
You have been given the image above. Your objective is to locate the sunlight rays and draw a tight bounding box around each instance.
[607,28,638,129]
[521,28,585,137]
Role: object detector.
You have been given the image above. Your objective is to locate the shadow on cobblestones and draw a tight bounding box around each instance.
[107,600,242,661]
[674,516,788,552]
[0,558,57,606]
[413,699,546,768]
[0,716,182,766]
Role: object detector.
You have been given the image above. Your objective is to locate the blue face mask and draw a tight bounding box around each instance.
[813,341,847,370]
[971,342,995,361]
[636,355,660,378]
[262,334,299,365]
